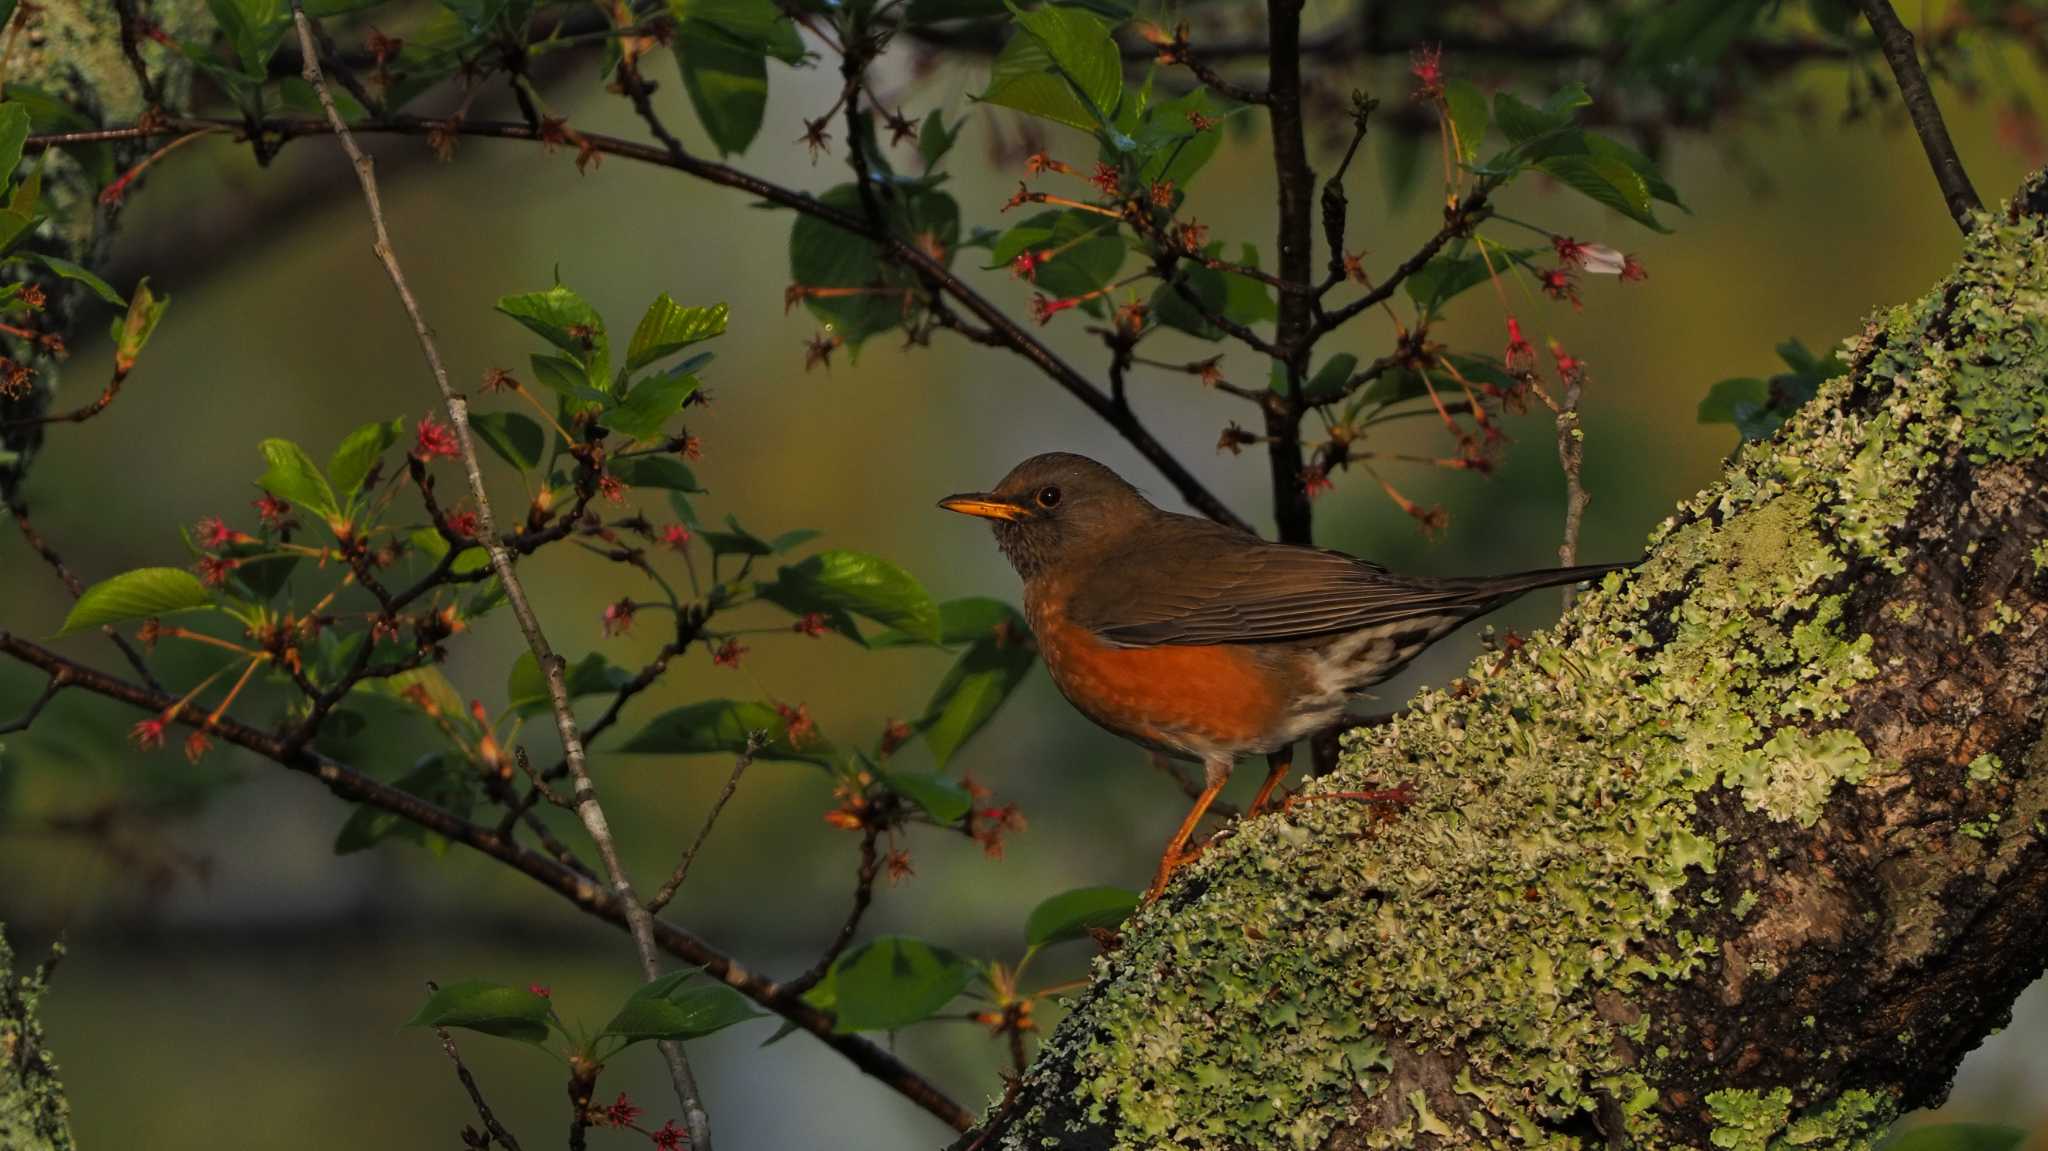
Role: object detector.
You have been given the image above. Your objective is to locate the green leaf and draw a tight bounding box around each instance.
[699,515,776,557]
[110,277,168,372]
[58,568,214,635]
[621,699,833,764]
[470,411,546,472]
[918,607,1035,767]
[628,295,726,370]
[919,110,960,172]
[1697,378,1769,425]
[0,101,31,185]
[1878,1125,2028,1151]
[789,185,960,347]
[672,0,804,62]
[257,438,341,523]
[980,69,1097,133]
[404,980,552,1044]
[527,353,597,403]
[496,283,610,389]
[675,34,769,157]
[328,417,403,507]
[988,210,1124,299]
[1443,80,1488,164]
[1405,247,1536,313]
[410,528,490,576]
[610,455,705,492]
[1536,144,1669,232]
[1025,885,1138,946]
[870,596,1020,648]
[758,550,940,643]
[1009,4,1123,122]
[880,770,974,823]
[607,370,702,441]
[1299,353,1359,405]
[18,252,124,305]
[505,651,632,719]
[601,972,763,1046]
[806,936,973,1033]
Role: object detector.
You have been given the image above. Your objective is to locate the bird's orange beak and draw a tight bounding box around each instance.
[938,493,1030,522]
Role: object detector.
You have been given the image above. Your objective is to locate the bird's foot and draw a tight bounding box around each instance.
[1143,841,1205,903]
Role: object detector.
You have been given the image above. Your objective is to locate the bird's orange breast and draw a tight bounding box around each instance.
[1026,588,1292,759]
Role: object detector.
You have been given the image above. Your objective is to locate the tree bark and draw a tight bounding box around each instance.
[973,180,2048,1150]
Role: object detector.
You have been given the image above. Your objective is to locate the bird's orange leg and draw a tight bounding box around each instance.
[1146,757,1230,901]
[1246,745,1294,817]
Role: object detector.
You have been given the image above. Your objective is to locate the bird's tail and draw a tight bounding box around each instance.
[1447,559,1637,607]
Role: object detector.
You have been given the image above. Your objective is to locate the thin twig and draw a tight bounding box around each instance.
[0,668,68,735]
[779,822,883,997]
[1550,372,1589,610]
[1854,0,1982,230]
[432,1013,527,1151]
[5,492,163,691]
[287,9,711,1146]
[647,741,757,913]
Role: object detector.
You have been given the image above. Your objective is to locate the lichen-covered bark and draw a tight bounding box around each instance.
[986,183,2048,1151]
[0,932,74,1151]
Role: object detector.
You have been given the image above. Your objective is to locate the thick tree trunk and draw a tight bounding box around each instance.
[977,182,2048,1150]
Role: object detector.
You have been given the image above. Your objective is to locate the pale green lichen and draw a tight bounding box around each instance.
[1007,201,2048,1149]
[0,932,73,1151]
[1710,1088,1897,1151]
[1967,754,2004,784]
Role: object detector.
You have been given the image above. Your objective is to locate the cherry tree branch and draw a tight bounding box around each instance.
[30,114,1247,533]
[0,628,977,1133]
[286,9,710,1145]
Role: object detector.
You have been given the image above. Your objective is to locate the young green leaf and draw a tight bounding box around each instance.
[0,101,30,186]
[621,699,834,763]
[257,438,341,524]
[676,34,770,157]
[1443,80,1489,164]
[609,455,705,492]
[989,210,1125,299]
[111,277,168,374]
[1008,4,1123,123]
[18,252,124,306]
[806,936,973,1033]
[496,284,610,388]
[601,972,762,1047]
[469,411,546,472]
[328,416,403,506]
[627,296,727,370]
[881,770,975,823]
[58,568,215,636]
[868,595,1019,648]
[918,611,1036,768]
[919,110,961,172]
[1025,885,1139,946]
[404,980,552,1044]
[757,550,941,643]
[606,370,703,441]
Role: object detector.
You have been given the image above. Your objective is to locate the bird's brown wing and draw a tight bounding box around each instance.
[1067,514,1623,647]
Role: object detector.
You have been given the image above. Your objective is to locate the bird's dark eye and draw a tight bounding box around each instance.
[1034,484,1062,509]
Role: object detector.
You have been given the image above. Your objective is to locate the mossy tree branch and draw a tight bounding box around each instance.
[975,179,2048,1150]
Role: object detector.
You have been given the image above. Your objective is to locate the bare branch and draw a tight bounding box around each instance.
[286,9,710,1145]
[1854,0,1983,230]
[431,1009,527,1151]
[646,742,757,913]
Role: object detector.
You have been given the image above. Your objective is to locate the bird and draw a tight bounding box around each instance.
[939,451,1632,898]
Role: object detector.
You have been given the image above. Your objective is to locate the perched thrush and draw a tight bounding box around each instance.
[941,452,1630,897]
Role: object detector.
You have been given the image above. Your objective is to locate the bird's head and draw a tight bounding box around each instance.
[939,452,1154,580]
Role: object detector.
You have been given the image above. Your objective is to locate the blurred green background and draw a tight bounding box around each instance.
[4,20,2048,1149]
